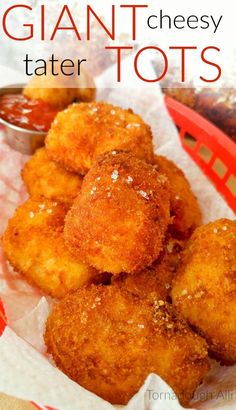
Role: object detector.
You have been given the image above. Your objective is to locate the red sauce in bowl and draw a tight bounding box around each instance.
[0,94,59,132]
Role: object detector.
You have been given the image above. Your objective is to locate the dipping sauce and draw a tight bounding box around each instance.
[0,94,59,132]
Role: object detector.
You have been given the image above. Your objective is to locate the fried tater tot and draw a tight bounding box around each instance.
[23,64,96,109]
[22,148,83,204]
[45,285,209,406]
[2,198,97,298]
[172,219,236,364]
[23,77,76,110]
[64,152,170,274]
[153,155,202,237]
[114,234,186,301]
[45,102,154,174]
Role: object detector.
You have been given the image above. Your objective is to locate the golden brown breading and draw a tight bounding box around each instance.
[114,234,186,301]
[2,198,97,298]
[45,285,209,406]
[23,65,96,109]
[172,219,236,364]
[23,78,76,110]
[45,102,154,174]
[64,152,170,274]
[22,148,83,204]
[153,155,202,237]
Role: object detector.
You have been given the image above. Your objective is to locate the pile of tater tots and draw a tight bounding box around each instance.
[2,75,236,407]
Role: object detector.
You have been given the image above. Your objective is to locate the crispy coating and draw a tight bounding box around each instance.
[2,198,97,298]
[23,65,96,109]
[153,155,202,237]
[172,219,236,364]
[45,102,154,174]
[64,152,170,274]
[45,285,209,406]
[22,148,83,204]
[114,234,186,301]
[23,75,76,110]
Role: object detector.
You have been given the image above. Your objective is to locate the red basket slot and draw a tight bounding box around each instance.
[31,402,56,410]
[0,299,6,335]
[165,96,236,213]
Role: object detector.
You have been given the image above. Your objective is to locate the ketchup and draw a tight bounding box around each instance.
[0,94,59,132]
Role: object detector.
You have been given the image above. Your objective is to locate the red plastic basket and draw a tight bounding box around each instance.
[165,96,236,213]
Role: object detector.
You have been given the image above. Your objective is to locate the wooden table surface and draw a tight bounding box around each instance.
[0,393,35,410]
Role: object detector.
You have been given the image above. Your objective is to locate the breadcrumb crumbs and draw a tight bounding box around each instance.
[138,190,149,200]
[126,176,133,184]
[39,203,45,210]
[111,170,119,181]
[126,123,141,129]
